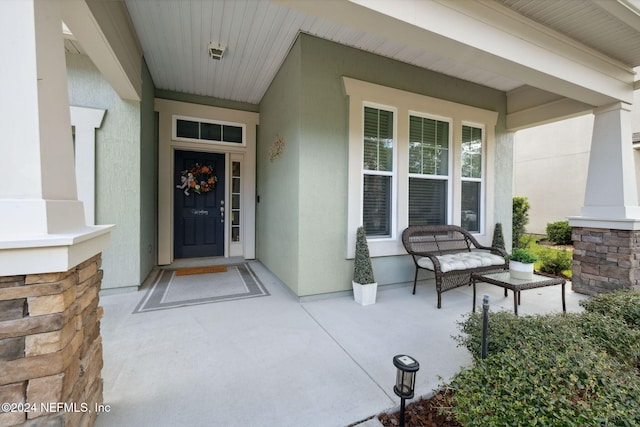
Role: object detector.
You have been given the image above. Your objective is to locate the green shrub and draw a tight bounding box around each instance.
[521,237,573,278]
[455,312,582,362]
[547,220,573,245]
[577,311,640,368]
[447,346,640,426]
[581,289,640,328]
[539,249,572,275]
[450,297,640,426]
[512,196,530,249]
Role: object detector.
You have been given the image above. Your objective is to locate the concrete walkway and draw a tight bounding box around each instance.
[95,261,588,427]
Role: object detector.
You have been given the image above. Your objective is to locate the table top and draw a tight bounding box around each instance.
[472,271,565,290]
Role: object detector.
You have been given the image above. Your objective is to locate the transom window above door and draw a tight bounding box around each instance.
[173,115,245,145]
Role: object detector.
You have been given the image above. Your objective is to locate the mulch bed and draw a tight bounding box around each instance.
[377,390,461,427]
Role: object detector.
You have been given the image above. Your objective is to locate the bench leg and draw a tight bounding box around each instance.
[472,278,476,312]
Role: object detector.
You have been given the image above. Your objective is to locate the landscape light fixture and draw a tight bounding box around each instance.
[393,354,420,427]
[208,42,225,60]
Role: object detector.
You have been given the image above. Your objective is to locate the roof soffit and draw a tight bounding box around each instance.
[275,0,635,107]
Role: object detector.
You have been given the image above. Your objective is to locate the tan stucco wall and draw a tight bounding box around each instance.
[514,115,592,235]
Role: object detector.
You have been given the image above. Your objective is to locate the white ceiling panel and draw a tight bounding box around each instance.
[495,0,640,66]
[123,0,640,105]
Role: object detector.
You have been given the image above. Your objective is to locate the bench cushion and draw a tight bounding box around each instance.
[417,251,505,273]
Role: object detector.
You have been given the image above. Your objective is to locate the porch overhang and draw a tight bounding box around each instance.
[61,0,142,101]
[276,0,636,130]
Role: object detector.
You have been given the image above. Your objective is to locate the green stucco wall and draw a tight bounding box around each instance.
[258,34,512,297]
[139,59,158,284]
[66,53,151,291]
[494,132,514,250]
[257,41,302,295]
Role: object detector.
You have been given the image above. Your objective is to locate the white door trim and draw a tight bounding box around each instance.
[155,98,258,265]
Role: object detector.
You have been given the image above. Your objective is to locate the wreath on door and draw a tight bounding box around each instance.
[176,163,217,195]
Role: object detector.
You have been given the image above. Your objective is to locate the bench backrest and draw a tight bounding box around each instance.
[402,225,477,256]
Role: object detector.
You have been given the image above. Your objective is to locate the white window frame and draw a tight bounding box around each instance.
[172,114,247,147]
[229,154,244,257]
[407,111,454,227]
[344,77,498,258]
[361,102,398,240]
[460,122,486,234]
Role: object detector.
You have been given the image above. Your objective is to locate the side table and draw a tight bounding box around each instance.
[471,271,566,316]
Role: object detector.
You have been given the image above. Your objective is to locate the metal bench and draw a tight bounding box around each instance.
[402,225,508,308]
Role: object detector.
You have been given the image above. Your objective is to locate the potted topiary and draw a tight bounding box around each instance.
[352,226,377,305]
[508,248,538,280]
[491,223,506,251]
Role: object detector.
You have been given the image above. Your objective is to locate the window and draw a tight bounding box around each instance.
[174,117,245,145]
[363,106,394,237]
[231,161,241,242]
[344,77,497,257]
[408,115,450,226]
[461,125,483,233]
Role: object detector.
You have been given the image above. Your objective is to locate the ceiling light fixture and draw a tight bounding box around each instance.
[208,42,226,60]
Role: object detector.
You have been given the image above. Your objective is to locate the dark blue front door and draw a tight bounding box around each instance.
[174,150,225,258]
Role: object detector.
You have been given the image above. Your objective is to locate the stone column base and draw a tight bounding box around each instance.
[572,227,640,295]
[0,254,104,427]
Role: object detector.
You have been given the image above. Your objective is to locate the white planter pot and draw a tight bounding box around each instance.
[352,281,378,306]
[510,261,534,280]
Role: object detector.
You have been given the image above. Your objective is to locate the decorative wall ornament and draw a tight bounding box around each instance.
[269,135,284,162]
[176,163,217,195]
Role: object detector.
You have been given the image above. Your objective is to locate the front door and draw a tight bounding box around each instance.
[174,150,225,258]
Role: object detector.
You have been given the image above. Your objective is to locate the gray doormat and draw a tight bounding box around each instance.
[133,263,269,313]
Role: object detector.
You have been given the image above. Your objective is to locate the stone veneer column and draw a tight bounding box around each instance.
[572,228,640,294]
[569,102,640,294]
[0,255,105,427]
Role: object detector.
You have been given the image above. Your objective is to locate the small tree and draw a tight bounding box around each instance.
[512,196,530,249]
[353,226,375,284]
[491,223,505,251]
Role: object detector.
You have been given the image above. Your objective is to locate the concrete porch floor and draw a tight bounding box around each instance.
[95,261,588,427]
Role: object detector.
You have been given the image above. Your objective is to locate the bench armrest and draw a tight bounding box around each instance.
[410,251,444,273]
[473,244,508,258]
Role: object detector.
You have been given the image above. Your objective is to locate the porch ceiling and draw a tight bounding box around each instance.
[118,0,639,123]
[495,0,640,67]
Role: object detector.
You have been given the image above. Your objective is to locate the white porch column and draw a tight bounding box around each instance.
[0,0,112,276]
[569,102,640,294]
[569,102,640,229]
[71,106,106,226]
